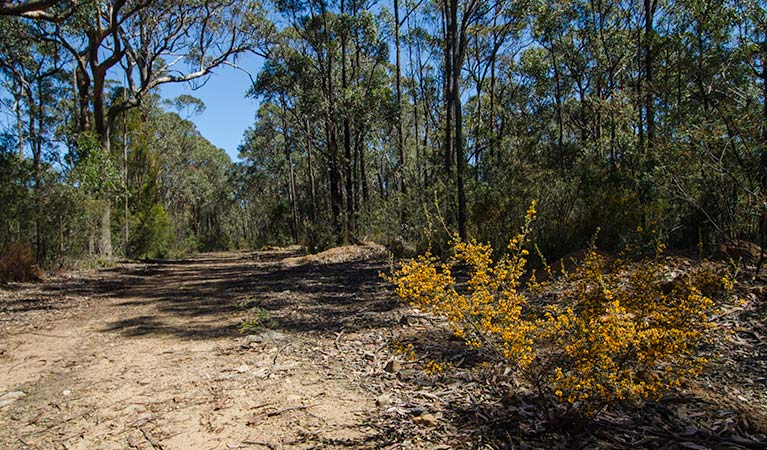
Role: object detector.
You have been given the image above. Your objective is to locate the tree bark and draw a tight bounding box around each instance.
[32,81,42,262]
[488,3,499,159]
[443,0,455,174]
[550,45,564,167]
[98,200,113,259]
[644,0,656,152]
[452,0,467,240]
[319,1,343,243]
[341,0,354,238]
[283,102,298,244]
[759,47,767,271]
[74,58,91,132]
[359,127,369,203]
[14,88,24,159]
[394,0,406,195]
[95,97,113,260]
[305,117,317,221]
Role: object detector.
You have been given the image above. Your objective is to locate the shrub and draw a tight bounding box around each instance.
[388,202,725,420]
[239,306,277,333]
[0,241,41,283]
[129,203,172,259]
[537,249,717,415]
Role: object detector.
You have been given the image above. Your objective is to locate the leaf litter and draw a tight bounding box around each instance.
[0,248,764,449]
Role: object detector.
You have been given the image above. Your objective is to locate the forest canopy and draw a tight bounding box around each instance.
[1,0,766,267]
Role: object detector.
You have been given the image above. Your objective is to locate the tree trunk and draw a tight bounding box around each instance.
[13,88,24,159]
[33,83,43,262]
[321,2,343,243]
[377,159,386,199]
[488,6,498,159]
[98,201,113,259]
[759,50,767,271]
[394,0,406,195]
[636,24,644,154]
[305,118,317,221]
[412,77,421,195]
[283,104,298,244]
[353,125,360,213]
[74,58,91,132]
[420,57,431,192]
[644,0,655,152]
[96,96,113,260]
[456,92,467,240]
[551,46,564,167]
[122,108,129,255]
[327,112,342,242]
[473,63,482,181]
[342,0,353,238]
[359,127,369,203]
[444,0,454,174]
[92,65,109,146]
[452,0,466,239]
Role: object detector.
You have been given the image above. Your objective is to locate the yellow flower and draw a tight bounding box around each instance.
[387,205,717,416]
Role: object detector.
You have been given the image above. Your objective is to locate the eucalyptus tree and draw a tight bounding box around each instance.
[436,0,534,239]
[0,0,73,21]
[238,102,298,245]
[0,14,70,261]
[7,0,273,258]
[111,93,237,257]
[248,0,392,245]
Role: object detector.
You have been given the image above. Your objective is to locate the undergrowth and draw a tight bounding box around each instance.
[238,296,277,333]
[0,241,41,283]
[388,201,734,422]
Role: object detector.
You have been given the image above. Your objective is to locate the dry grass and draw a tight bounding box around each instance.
[0,241,41,283]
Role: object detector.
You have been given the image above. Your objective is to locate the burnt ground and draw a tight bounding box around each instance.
[0,249,766,449]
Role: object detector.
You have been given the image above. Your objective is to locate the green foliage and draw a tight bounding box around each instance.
[238,304,278,334]
[239,295,278,333]
[0,142,98,266]
[99,96,240,258]
[148,108,236,253]
[239,295,262,309]
[0,153,33,245]
[389,206,728,421]
[0,4,259,265]
[72,133,123,197]
[129,203,172,259]
[3,0,767,273]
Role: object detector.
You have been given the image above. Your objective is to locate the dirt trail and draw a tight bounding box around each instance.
[0,250,399,449]
[4,250,767,450]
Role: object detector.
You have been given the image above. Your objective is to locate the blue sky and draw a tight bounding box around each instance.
[0,52,263,162]
[159,53,265,162]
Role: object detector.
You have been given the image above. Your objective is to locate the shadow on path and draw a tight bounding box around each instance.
[89,251,398,340]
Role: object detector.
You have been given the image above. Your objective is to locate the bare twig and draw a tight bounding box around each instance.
[266,403,317,417]
[242,441,277,450]
[140,428,164,450]
[272,343,291,365]
[334,329,345,352]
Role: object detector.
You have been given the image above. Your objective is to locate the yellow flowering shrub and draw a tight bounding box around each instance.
[424,359,451,375]
[392,340,417,361]
[388,201,727,417]
[388,201,539,368]
[539,249,719,412]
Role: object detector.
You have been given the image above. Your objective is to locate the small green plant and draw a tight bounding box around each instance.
[95,257,115,268]
[239,295,261,309]
[239,306,277,334]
